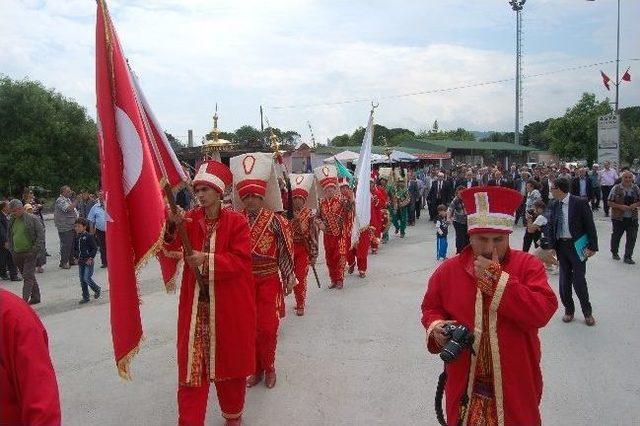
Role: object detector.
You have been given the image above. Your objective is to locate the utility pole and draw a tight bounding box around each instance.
[509,0,525,145]
[615,0,620,112]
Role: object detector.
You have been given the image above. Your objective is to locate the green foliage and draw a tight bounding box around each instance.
[0,76,98,197]
[547,93,613,162]
[164,131,183,151]
[481,132,515,143]
[329,134,350,147]
[522,119,554,150]
[419,127,476,141]
[620,106,640,164]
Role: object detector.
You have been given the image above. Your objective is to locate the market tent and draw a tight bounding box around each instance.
[323,150,360,163]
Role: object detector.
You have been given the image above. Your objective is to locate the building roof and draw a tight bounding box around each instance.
[314,139,537,156]
[402,139,538,152]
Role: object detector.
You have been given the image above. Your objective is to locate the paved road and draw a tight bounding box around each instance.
[1,212,638,425]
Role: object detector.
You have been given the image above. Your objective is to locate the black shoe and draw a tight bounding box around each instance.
[94,288,101,299]
[79,298,90,305]
[0,275,8,280]
[28,299,41,305]
[612,253,621,260]
[624,258,636,265]
[10,276,22,282]
[101,264,107,268]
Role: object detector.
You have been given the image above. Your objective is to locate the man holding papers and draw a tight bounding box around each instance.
[547,177,599,326]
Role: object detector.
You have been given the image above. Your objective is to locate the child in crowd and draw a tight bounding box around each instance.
[74,218,101,304]
[435,204,449,261]
[529,200,559,274]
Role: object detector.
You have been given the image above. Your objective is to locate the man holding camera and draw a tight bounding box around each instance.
[607,170,640,264]
[421,186,557,425]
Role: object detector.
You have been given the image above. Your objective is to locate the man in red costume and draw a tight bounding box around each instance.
[159,160,256,426]
[0,288,61,425]
[290,173,319,316]
[369,178,383,255]
[231,153,295,390]
[315,165,352,289]
[421,186,558,426]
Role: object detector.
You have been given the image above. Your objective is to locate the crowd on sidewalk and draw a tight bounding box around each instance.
[0,186,108,305]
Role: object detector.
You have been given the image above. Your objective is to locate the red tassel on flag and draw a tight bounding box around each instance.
[600,70,611,90]
[622,68,631,82]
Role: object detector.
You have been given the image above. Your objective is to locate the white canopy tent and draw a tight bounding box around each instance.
[322,150,360,164]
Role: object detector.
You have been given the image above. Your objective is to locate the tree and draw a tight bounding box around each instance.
[0,77,98,197]
[329,134,350,146]
[620,106,640,164]
[522,119,554,150]
[418,127,475,141]
[234,125,263,144]
[480,132,515,143]
[547,93,612,162]
[165,131,183,152]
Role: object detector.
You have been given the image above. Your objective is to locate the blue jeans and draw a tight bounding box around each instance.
[79,262,100,300]
[436,235,448,259]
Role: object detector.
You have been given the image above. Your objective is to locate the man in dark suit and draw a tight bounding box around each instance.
[457,170,478,189]
[571,167,594,201]
[0,201,20,281]
[427,172,451,222]
[488,170,513,189]
[547,177,598,326]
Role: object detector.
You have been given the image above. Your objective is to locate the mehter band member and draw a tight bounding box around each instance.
[421,186,557,425]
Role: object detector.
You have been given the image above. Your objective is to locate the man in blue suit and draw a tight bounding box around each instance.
[547,177,598,326]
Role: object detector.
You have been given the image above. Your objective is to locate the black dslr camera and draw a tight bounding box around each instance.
[440,323,475,363]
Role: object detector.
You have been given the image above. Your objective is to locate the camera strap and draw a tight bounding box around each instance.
[435,370,447,426]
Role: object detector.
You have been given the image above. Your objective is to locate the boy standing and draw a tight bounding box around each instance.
[435,204,449,260]
[74,218,101,304]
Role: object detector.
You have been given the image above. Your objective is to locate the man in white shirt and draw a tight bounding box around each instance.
[599,160,619,217]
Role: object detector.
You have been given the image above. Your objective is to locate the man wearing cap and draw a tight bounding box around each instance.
[347,191,372,278]
[421,186,558,426]
[391,176,410,238]
[7,199,45,304]
[376,176,391,244]
[315,165,352,289]
[160,160,256,426]
[369,179,384,255]
[231,153,295,390]
[289,173,319,316]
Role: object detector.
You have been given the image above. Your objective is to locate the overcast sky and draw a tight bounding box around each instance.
[1,0,638,145]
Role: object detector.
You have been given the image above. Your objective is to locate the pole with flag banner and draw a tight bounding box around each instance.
[600,70,611,90]
[350,103,378,249]
[96,0,171,380]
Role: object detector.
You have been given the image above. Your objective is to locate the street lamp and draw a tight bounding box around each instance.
[509,0,525,146]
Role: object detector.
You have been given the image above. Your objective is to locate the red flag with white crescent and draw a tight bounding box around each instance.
[96,0,166,380]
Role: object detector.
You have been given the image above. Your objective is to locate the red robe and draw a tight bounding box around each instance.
[0,289,61,426]
[160,207,256,385]
[318,194,351,284]
[292,207,318,310]
[245,208,295,374]
[369,192,383,252]
[421,247,557,426]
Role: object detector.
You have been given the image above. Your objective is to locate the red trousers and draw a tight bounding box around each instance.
[254,274,281,374]
[323,234,345,284]
[347,231,370,273]
[178,372,246,425]
[293,243,309,309]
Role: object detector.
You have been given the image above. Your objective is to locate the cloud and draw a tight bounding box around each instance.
[1,0,638,146]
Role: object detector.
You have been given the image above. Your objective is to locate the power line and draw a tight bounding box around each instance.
[268,58,638,110]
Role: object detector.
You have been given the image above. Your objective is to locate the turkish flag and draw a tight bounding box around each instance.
[600,70,611,90]
[131,71,189,189]
[622,68,631,82]
[96,0,167,380]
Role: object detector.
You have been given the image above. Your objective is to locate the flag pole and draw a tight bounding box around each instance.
[130,65,206,288]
